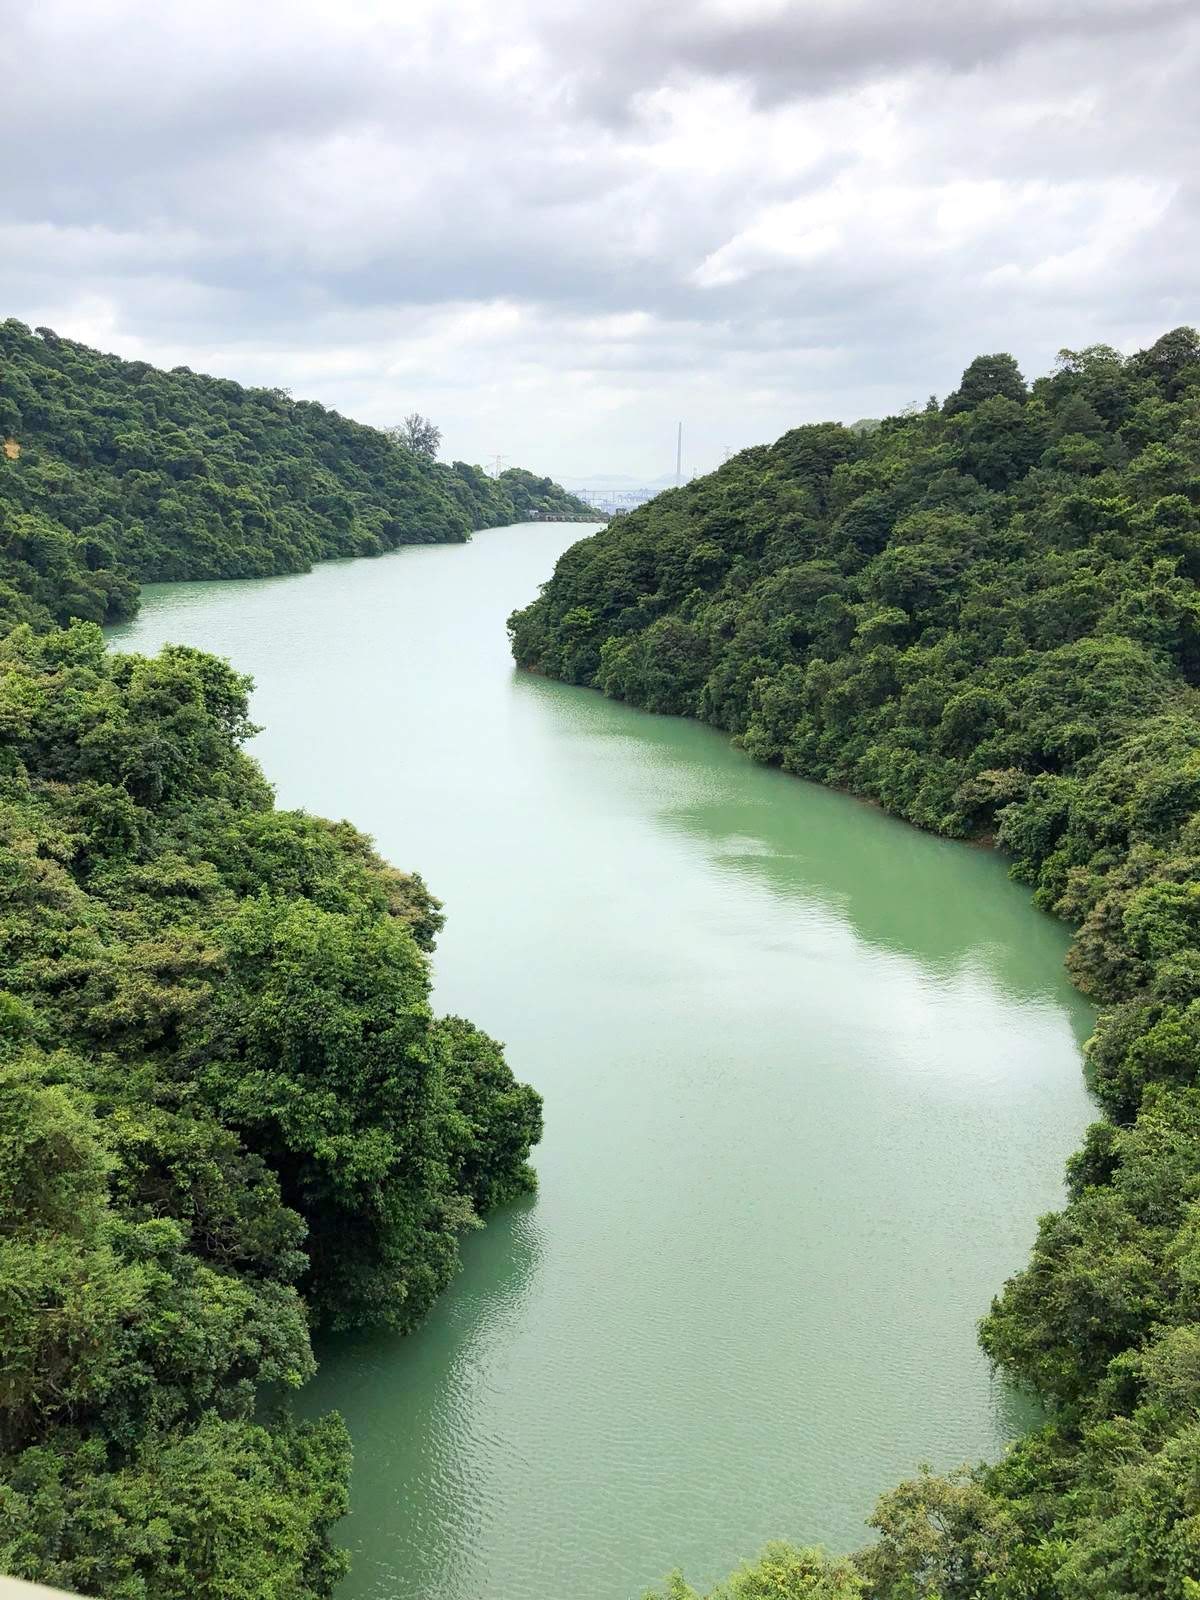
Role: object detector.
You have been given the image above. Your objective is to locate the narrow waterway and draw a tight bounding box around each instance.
[108,521,1095,1600]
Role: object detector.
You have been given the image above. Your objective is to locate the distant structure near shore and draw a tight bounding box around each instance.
[569,487,660,515]
[560,426,693,515]
[521,506,606,521]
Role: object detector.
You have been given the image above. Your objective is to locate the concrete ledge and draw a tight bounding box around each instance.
[0,1581,83,1599]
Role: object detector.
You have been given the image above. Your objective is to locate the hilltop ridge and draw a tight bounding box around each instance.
[0,318,593,629]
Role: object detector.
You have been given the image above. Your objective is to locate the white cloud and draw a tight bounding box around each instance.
[1,0,1197,477]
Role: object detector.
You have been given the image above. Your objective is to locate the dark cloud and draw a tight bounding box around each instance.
[543,0,1197,119]
[0,0,1196,477]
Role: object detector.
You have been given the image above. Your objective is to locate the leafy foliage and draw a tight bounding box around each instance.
[389,412,443,459]
[514,329,1200,1597]
[645,1543,865,1599]
[0,319,594,631]
[0,552,542,1585]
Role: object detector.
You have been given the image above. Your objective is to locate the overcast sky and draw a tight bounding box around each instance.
[3,0,1198,481]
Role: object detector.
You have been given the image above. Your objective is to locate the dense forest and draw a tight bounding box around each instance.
[513,328,1200,1598]
[0,634,542,1596]
[0,318,593,633]
[0,340,545,1596]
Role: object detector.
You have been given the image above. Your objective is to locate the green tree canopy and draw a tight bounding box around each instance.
[511,326,1200,1600]
[0,620,542,1595]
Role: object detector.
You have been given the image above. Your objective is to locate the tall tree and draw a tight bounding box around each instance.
[391,411,442,458]
[941,351,1028,414]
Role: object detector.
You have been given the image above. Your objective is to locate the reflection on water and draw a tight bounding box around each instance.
[513,671,1089,1020]
[109,523,1095,1600]
[308,1199,545,1600]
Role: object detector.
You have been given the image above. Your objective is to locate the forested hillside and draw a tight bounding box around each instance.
[0,626,543,1597]
[0,319,592,632]
[0,332,547,1596]
[515,329,1200,1598]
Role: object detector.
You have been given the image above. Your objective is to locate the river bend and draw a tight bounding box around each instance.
[108,521,1095,1600]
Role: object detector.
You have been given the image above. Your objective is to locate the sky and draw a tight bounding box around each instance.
[3,0,1198,482]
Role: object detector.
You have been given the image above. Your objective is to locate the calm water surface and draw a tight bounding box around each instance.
[108,522,1096,1600]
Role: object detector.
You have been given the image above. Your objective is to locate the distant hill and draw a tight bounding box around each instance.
[0,319,593,630]
[495,466,603,521]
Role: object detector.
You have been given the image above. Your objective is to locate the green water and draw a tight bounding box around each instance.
[108,521,1096,1600]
